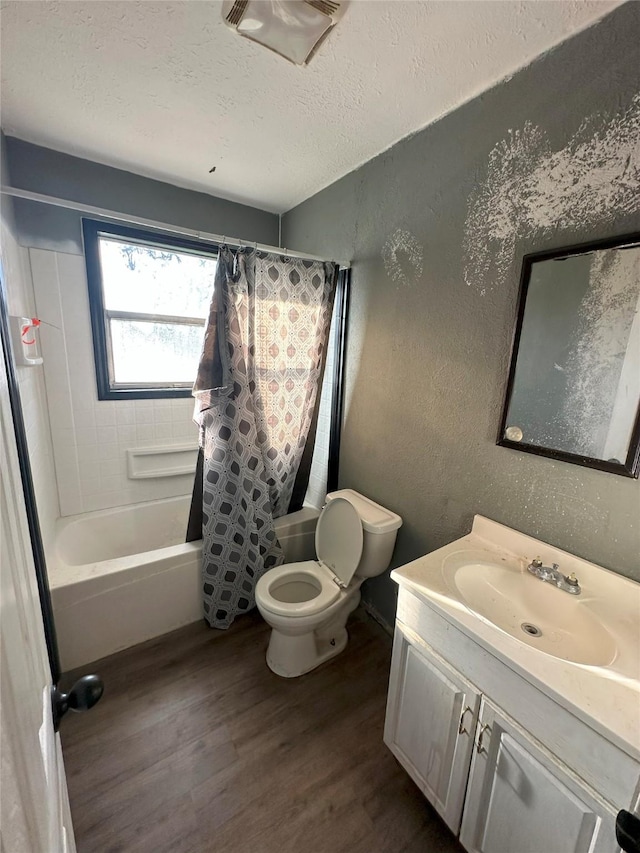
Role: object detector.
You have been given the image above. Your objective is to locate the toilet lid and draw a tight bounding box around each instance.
[315,497,363,588]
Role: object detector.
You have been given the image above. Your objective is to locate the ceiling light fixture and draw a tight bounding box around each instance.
[221,0,346,66]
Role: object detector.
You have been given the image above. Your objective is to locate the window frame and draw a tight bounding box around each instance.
[83,218,219,400]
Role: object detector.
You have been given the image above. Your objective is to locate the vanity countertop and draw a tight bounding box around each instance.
[391,515,640,761]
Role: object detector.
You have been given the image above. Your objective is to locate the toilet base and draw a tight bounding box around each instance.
[264,590,361,678]
[266,628,348,678]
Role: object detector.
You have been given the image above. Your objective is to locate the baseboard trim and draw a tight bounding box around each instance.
[360,599,394,636]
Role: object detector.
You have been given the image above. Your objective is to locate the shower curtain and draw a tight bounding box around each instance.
[192,247,337,629]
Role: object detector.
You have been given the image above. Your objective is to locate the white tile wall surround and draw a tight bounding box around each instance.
[30,247,198,515]
[17,241,335,520]
[1,207,60,549]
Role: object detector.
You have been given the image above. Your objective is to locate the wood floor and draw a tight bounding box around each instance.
[60,610,463,853]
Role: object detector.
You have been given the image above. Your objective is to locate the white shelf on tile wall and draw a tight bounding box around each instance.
[126,444,198,480]
[9,316,43,366]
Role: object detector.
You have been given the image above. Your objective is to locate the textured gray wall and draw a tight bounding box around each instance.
[0,132,17,237]
[4,137,279,255]
[283,3,640,628]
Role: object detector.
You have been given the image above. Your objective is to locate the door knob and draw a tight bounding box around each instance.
[52,674,104,731]
[616,810,640,853]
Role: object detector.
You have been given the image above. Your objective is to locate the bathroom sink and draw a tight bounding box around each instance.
[443,553,618,667]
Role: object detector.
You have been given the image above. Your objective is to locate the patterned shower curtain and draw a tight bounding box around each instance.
[193,247,337,629]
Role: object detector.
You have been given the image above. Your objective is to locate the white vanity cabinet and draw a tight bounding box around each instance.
[384,623,480,833]
[460,698,616,853]
[384,587,636,853]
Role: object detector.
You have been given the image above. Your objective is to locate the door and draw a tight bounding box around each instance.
[460,698,618,853]
[384,623,481,833]
[0,314,76,850]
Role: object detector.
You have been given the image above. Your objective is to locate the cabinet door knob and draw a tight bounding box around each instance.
[476,722,492,754]
[458,705,473,736]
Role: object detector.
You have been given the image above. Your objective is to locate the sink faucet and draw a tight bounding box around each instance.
[527,558,581,595]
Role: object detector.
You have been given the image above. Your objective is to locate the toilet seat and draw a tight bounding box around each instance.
[257,560,341,617]
[257,497,364,619]
[314,497,363,588]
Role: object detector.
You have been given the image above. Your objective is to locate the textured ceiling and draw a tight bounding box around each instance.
[0,1,624,213]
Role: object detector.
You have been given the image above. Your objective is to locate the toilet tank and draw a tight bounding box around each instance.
[325,489,402,578]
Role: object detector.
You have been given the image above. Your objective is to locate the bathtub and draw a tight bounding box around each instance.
[50,495,319,671]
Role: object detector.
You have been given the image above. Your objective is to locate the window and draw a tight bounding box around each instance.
[83,219,217,399]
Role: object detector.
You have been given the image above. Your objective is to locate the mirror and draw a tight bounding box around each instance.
[499,233,640,477]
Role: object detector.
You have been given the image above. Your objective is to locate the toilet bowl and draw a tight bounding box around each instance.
[255,489,402,677]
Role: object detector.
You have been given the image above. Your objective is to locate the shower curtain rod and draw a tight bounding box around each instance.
[0,185,350,269]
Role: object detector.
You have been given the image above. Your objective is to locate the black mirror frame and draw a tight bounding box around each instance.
[498,232,640,479]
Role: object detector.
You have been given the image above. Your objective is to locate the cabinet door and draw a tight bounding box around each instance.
[460,699,618,853]
[384,624,480,833]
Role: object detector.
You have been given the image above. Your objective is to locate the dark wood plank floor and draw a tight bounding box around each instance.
[61,609,463,853]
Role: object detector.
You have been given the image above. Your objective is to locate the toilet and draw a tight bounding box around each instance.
[255,489,402,677]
